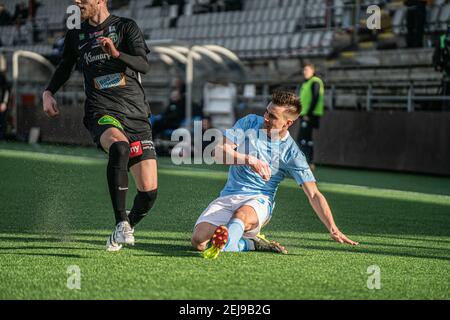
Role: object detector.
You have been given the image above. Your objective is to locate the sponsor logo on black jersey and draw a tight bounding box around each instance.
[84,52,111,65]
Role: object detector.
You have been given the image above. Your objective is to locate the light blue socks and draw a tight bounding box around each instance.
[223,218,254,252]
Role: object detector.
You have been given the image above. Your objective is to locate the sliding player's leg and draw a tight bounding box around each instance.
[237,200,287,254]
[224,204,287,254]
[191,222,218,252]
[192,196,235,253]
[201,205,258,259]
[222,205,258,252]
[202,196,287,258]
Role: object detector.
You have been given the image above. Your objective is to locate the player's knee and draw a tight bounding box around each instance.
[191,228,210,251]
[109,141,130,164]
[233,210,258,231]
[139,182,158,193]
[191,236,207,252]
[233,210,246,221]
[233,210,251,226]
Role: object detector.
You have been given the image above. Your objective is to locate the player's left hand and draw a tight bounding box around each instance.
[0,103,7,113]
[98,37,120,58]
[330,228,359,246]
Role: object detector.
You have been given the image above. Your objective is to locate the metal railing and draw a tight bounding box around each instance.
[235,81,450,112]
[327,83,450,112]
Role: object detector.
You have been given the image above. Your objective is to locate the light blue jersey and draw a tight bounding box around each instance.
[220,114,316,205]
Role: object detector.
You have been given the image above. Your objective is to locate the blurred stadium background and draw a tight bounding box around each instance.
[0,0,449,176]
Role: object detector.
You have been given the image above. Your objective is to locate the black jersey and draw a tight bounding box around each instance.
[47,15,151,130]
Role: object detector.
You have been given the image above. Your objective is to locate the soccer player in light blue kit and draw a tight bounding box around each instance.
[192,91,358,259]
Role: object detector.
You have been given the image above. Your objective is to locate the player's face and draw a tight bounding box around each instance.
[75,0,101,20]
[263,103,291,137]
[303,66,315,80]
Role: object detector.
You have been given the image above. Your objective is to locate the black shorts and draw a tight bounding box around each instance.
[83,114,157,170]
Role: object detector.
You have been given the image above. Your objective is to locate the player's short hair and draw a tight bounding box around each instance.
[303,62,316,70]
[271,90,301,119]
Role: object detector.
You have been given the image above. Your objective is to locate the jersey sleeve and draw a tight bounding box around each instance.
[45,30,79,94]
[284,146,316,185]
[224,115,257,146]
[124,20,150,57]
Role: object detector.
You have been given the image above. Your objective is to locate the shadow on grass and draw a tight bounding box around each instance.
[133,243,199,258]
[1,232,448,261]
[0,235,104,247]
[0,252,86,258]
[0,245,99,251]
[1,157,449,262]
[0,234,199,258]
[364,234,450,245]
[289,244,450,262]
[275,234,450,252]
[0,159,450,239]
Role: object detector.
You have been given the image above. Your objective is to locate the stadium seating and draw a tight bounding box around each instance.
[146,0,337,60]
[2,0,447,61]
[0,0,447,112]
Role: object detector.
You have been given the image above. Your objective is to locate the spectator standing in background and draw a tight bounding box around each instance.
[0,3,12,26]
[152,89,186,139]
[12,2,28,26]
[28,0,41,43]
[404,0,426,48]
[297,63,325,171]
[28,0,39,20]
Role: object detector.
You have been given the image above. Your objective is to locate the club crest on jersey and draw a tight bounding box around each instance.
[108,32,119,45]
[94,73,126,90]
[79,33,85,41]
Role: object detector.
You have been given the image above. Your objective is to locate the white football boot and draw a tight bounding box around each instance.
[106,212,134,252]
[106,231,123,252]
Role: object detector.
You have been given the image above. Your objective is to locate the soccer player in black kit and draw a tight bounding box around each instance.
[42,0,158,252]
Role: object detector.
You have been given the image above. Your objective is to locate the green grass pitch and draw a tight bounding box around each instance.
[0,142,449,300]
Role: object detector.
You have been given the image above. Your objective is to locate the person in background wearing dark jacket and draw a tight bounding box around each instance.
[0,3,12,26]
[12,2,28,26]
[28,0,40,19]
[297,63,325,171]
[404,0,426,48]
[152,89,186,138]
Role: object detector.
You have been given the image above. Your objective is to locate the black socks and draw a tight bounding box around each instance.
[107,141,130,225]
[129,190,158,228]
[107,141,158,227]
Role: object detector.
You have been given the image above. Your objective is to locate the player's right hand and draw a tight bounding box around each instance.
[42,90,60,118]
[248,156,271,181]
[330,228,359,246]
